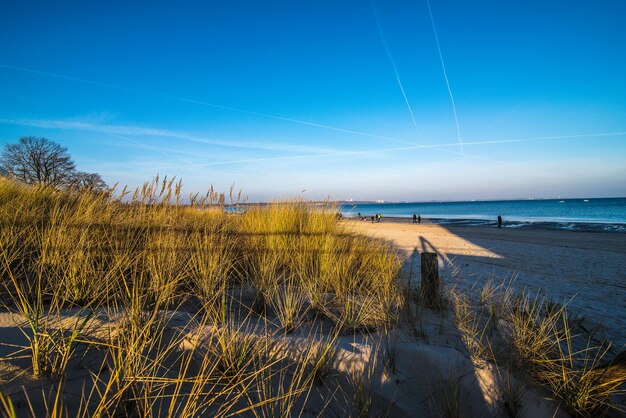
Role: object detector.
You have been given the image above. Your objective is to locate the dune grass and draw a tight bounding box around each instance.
[450,283,626,417]
[1,176,623,417]
[502,294,625,416]
[0,176,403,416]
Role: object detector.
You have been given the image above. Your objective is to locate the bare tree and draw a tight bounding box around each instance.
[69,171,108,192]
[1,137,77,188]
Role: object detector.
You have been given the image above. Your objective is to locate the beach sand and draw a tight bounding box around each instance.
[0,309,570,417]
[349,219,626,348]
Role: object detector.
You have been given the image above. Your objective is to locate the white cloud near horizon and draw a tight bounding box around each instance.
[3,117,624,169]
[2,116,625,201]
[0,117,344,155]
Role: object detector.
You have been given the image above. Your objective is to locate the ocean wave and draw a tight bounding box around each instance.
[426,217,626,233]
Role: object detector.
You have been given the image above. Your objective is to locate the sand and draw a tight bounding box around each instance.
[349,218,626,348]
[0,309,569,417]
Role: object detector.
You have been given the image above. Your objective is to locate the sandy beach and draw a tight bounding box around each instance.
[350,219,626,348]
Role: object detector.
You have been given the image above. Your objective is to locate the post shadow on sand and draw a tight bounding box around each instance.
[404,238,454,291]
[406,226,626,404]
[399,242,492,416]
[418,223,625,346]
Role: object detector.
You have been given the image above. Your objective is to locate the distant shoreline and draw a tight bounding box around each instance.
[339,197,626,233]
[337,196,626,204]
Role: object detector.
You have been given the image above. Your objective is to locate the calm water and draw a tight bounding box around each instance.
[341,198,626,232]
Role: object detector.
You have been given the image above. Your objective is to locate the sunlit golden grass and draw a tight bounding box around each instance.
[0,176,403,416]
[502,294,625,416]
[1,175,623,417]
[450,284,626,417]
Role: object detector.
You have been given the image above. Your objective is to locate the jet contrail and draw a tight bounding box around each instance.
[0,63,483,161]
[160,130,626,170]
[0,63,500,167]
[106,133,196,166]
[455,131,626,146]
[3,63,622,167]
[0,115,471,160]
[426,0,464,155]
[0,63,418,147]
[371,0,422,140]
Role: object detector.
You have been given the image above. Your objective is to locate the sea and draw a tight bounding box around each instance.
[340,197,626,233]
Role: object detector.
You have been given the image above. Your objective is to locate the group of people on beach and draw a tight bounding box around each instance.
[356,212,382,222]
[356,212,381,222]
[353,211,503,227]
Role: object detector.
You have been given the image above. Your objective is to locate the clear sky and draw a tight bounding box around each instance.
[1,0,625,201]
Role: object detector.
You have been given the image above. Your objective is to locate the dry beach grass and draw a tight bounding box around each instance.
[0,177,623,417]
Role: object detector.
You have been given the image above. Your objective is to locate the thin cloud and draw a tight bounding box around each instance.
[158,130,626,170]
[371,0,422,140]
[2,116,621,172]
[0,117,342,155]
[0,63,480,157]
[0,63,422,147]
[106,133,196,166]
[0,64,489,159]
[426,0,464,155]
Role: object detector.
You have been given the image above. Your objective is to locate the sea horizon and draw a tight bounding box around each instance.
[338,196,626,204]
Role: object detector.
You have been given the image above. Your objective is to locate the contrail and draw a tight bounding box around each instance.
[370,0,422,140]
[0,117,341,154]
[0,115,472,160]
[106,133,196,166]
[455,131,626,146]
[161,130,626,170]
[161,139,474,170]
[162,144,437,170]
[426,0,464,155]
[0,63,145,95]
[3,63,621,166]
[0,63,479,160]
[0,63,418,147]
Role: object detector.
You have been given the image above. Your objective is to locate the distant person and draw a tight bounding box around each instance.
[413,214,417,223]
[371,215,375,223]
[358,211,361,219]
[377,213,382,223]
[418,215,421,224]
[497,215,502,228]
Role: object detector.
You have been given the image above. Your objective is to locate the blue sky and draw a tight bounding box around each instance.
[1,0,625,201]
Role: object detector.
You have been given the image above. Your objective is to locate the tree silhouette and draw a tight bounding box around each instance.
[1,136,77,188]
[69,171,108,192]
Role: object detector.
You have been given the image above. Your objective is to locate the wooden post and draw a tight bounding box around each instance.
[420,252,440,308]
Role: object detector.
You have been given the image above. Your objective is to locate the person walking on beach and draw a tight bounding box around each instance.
[497,215,502,228]
[377,213,381,223]
[418,215,421,224]
[371,215,375,223]
[413,214,417,223]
